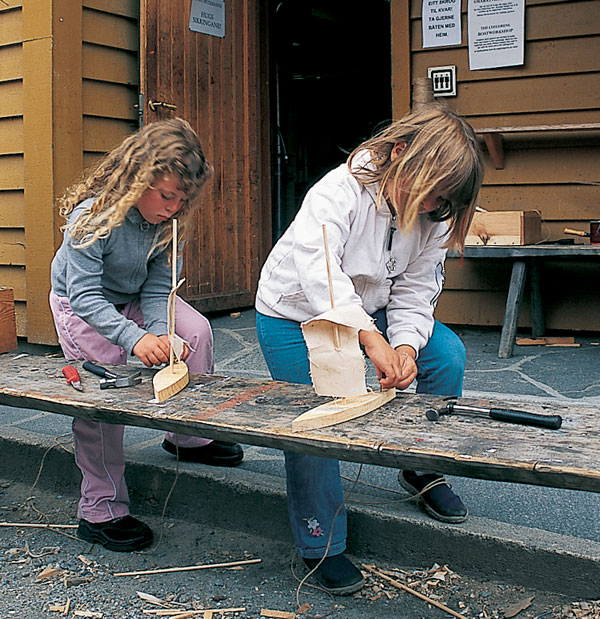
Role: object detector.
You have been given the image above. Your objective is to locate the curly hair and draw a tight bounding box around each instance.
[59,118,212,256]
[348,104,483,249]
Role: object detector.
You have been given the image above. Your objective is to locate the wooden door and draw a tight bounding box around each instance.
[141,0,271,312]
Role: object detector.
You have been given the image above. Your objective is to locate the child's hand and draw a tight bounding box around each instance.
[359,331,417,390]
[133,333,171,367]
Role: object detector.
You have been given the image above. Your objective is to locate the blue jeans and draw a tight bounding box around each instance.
[255,311,465,558]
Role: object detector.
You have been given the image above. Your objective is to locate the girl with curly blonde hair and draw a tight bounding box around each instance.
[50,118,243,553]
[255,104,483,594]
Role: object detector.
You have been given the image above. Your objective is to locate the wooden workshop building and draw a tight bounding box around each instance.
[0,0,598,345]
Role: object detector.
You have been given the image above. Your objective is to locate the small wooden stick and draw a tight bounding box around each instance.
[0,522,78,529]
[170,218,177,372]
[362,564,469,619]
[142,608,244,617]
[114,558,261,577]
[321,224,341,351]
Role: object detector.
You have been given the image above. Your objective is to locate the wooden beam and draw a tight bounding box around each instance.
[390,0,411,118]
[22,0,82,345]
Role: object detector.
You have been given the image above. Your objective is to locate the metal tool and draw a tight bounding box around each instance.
[62,365,83,391]
[82,361,142,390]
[426,400,562,430]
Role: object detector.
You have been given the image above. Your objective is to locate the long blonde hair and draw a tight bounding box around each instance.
[349,105,483,249]
[59,118,212,255]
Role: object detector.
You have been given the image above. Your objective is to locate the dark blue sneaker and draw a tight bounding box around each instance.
[399,470,468,523]
[303,553,365,595]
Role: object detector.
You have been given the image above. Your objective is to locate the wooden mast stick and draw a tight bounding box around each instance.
[170,218,177,373]
[322,224,341,351]
[152,217,190,402]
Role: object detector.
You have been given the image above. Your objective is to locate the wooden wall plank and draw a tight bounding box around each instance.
[391,0,411,117]
[481,146,599,184]
[411,1,600,49]
[459,75,598,116]
[83,116,138,153]
[478,185,599,220]
[83,6,138,50]
[83,80,138,119]
[0,7,21,46]
[0,44,23,82]
[413,36,600,81]
[0,191,25,228]
[470,110,600,129]
[84,0,138,19]
[0,266,26,300]
[83,44,138,84]
[0,229,26,264]
[0,155,23,190]
[0,117,23,155]
[52,0,83,251]
[0,81,23,118]
[22,24,54,344]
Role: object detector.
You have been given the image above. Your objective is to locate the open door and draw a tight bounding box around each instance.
[141,0,271,313]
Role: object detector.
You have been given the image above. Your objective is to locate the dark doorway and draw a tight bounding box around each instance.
[270,1,392,240]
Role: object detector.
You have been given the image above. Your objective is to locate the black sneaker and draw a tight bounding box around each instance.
[78,515,153,552]
[162,439,243,467]
[399,470,468,523]
[303,553,365,595]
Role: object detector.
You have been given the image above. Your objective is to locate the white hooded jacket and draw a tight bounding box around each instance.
[255,156,450,354]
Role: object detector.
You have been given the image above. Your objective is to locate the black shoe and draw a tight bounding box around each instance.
[303,553,365,595]
[78,515,153,552]
[399,470,468,524]
[162,439,244,467]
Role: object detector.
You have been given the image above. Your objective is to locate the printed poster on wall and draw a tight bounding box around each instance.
[189,0,225,38]
[422,0,462,48]
[468,0,524,70]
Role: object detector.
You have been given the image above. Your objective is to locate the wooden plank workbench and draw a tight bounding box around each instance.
[0,354,598,494]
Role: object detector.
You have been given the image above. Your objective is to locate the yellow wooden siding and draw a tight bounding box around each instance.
[402,0,600,332]
[0,44,23,81]
[0,117,23,154]
[0,6,24,338]
[0,191,25,228]
[0,81,23,118]
[83,0,138,19]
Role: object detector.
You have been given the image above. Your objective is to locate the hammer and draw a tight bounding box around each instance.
[426,400,562,430]
[83,361,142,390]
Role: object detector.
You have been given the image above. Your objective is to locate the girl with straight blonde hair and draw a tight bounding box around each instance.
[255,104,483,594]
[50,118,243,553]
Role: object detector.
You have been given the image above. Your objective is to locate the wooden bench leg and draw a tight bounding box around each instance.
[529,259,545,338]
[498,260,527,358]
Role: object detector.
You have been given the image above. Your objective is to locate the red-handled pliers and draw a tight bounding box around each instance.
[62,365,84,391]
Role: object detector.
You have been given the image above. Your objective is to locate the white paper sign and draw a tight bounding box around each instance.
[422,0,462,48]
[468,0,524,70]
[189,0,225,38]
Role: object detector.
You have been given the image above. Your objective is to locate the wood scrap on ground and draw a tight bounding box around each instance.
[114,558,261,577]
[516,336,579,347]
[362,564,469,619]
[260,610,297,619]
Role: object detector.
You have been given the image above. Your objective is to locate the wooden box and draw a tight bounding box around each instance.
[466,210,542,246]
[0,287,18,353]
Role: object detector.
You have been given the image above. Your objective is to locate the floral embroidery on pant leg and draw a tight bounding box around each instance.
[304,516,324,537]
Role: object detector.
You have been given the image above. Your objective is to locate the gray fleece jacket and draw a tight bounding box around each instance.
[51,199,174,355]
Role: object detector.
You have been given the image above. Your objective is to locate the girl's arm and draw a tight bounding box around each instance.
[292,180,368,317]
[138,248,171,338]
[385,223,448,354]
[63,234,148,355]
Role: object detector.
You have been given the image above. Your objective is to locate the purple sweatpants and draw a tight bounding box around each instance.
[49,291,214,522]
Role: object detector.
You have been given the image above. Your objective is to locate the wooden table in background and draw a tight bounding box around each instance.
[458,244,600,358]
